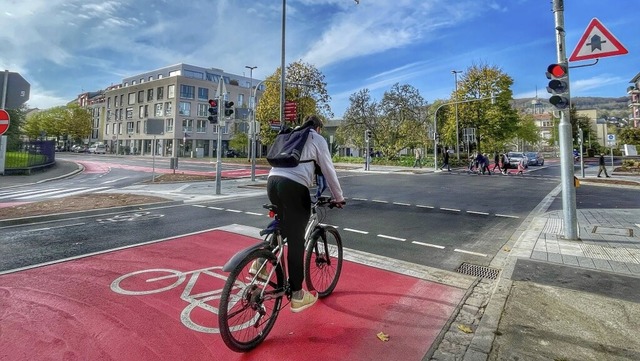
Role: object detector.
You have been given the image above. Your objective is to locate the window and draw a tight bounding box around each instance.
[136,121,141,134]
[179,101,191,116]
[128,93,135,105]
[144,105,149,117]
[127,122,134,134]
[166,118,174,132]
[168,84,175,99]
[182,119,193,132]
[206,73,220,82]
[114,96,118,107]
[197,103,208,117]
[120,94,124,106]
[107,97,111,109]
[180,85,195,99]
[155,103,163,117]
[184,69,204,79]
[137,91,144,103]
[197,119,206,133]
[106,110,111,121]
[126,107,133,119]
[157,86,164,100]
[158,74,163,79]
[169,70,181,77]
[237,93,244,107]
[148,76,153,81]
[165,102,173,116]
[198,87,209,101]
[139,106,144,118]
[131,80,136,85]
[105,123,109,135]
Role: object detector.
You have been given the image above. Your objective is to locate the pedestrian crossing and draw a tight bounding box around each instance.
[0,186,112,202]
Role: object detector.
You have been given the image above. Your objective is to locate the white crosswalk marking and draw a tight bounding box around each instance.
[16,188,87,199]
[0,188,63,200]
[49,187,111,198]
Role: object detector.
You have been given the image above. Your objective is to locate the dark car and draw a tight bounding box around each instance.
[525,152,544,166]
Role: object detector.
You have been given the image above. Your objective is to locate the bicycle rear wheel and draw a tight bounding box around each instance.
[305,226,343,298]
[218,248,284,352]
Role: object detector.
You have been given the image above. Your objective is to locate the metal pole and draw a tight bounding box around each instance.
[245,65,256,163]
[1,70,8,109]
[279,0,286,128]
[215,92,223,194]
[452,70,462,161]
[552,0,578,240]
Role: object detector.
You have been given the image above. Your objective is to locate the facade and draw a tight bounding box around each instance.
[77,90,105,146]
[98,63,263,157]
[628,73,640,128]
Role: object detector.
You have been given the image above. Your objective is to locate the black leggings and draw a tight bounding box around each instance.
[267,176,311,292]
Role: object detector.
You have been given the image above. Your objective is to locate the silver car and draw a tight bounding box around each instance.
[507,152,529,168]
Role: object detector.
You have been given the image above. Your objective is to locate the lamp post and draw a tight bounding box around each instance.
[280,0,286,128]
[245,65,257,161]
[452,70,463,161]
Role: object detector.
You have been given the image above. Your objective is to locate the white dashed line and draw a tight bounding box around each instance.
[225,209,242,213]
[343,228,368,234]
[392,202,411,206]
[192,205,207,208]
[416,204,435,209]
[467,210,490,216]
[378,234,406,241]
[441,207,460,212]
[352,197,367,201]
[495,214,520,219]
[372,199,388,204]
[412,241,445,249]
[454,249,488,257]
[207,206,224,210]
[245,212,263,216]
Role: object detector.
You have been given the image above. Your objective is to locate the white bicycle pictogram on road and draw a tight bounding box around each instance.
[110,267,258,334]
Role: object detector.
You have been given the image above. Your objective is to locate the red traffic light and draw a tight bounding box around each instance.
[546,64,567,79]
[208,99,217,107]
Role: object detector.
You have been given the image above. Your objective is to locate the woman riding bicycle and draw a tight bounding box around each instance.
[265,114,345,312]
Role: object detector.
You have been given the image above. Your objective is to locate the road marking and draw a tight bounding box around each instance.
[416,204,434,209]
[467,210,490,216]
[0,188,63,199]
[16,188,86,199]
[412,241,445,249]
[351,197,367,201]
[28,223,86,232]
[372,199,388,204]
[207,206,224,210]
[378,234,406,241]
[225,209,242,213]
[454,249,488,257]
[495,214,520,219]
[392,202,410,206]
[192,205,207,208]
[344,228,368,234]
[50,186,111,198]
[245,212,263,216]
[101,177,129,184]
[440,207,460,212]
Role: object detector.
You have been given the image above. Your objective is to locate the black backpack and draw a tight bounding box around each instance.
[266,123,314,168]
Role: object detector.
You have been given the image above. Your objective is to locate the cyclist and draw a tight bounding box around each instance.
[263,114,345,313]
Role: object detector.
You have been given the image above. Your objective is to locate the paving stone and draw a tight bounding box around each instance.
[576,256,596,268]
[547,252,563,264]
[531,250,547,261]
[561,254,580,266]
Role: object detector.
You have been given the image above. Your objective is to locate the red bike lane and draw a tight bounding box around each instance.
[0,227,467,361]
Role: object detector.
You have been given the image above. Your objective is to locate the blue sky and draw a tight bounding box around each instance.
[1,0,637,119]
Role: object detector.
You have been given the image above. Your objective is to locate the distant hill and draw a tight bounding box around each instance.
[514,96,630,117]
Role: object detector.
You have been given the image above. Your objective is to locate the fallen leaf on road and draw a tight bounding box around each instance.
[457,324,473,333]
[376,331,389,342]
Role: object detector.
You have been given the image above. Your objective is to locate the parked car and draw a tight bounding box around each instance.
[507,152,529,169]
[525,151,544,166]
[72,144,87,153]
[88,143,106,154]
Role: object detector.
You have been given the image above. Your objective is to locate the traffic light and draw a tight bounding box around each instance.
[365,129,372,141]
[224,101,234,117]
[207,99,218,124]
[546,63,570,109]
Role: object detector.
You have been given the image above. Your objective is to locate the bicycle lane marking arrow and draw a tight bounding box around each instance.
[0,225,469,361]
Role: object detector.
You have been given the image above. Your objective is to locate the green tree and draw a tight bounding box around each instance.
[229,131,248,154]
[4,106,27,150]
[255,61,332,145]
[549,105,596,150]
[340,84,427,159]
[21,104,91,143]
[444,62,519,153]
[618,127,640,146]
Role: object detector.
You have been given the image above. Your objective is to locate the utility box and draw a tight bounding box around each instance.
[170,157,178,169]
[195,147,204,158]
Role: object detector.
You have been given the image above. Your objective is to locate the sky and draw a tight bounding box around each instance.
[1,0,637,119]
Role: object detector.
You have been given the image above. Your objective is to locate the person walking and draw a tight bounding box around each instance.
[516,156,526,175]
[597,153,611,178]
[493,152,502,174]
[502,153,510,175]
[265,115,346,313]
[413,147,422,168]
[440,147,451,171]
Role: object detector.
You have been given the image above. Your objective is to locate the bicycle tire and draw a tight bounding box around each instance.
[305,226,343,298]
[218,248,284,352]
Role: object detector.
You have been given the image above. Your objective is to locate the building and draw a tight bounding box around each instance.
[100,63,263,157]
[628,73,640,128]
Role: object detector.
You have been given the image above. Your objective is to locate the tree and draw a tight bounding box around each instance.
[21,104,91,143]
[549,105,597,150]
[255,61,332,145]
[229,131,248,154]
[444,62,519,153]
[618,127,640,146]
[340,84,427,159]
[4,106,27,150]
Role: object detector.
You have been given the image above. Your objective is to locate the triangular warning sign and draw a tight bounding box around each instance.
[569,18,628,62]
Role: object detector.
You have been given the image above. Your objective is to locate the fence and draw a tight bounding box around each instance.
[4,140,56,174]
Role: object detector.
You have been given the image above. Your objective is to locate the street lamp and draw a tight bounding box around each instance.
[280,0,286,128]
[245,66,257,161]
[452,70,463,161]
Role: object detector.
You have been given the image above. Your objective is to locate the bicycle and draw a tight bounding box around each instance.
[217,196,345,352]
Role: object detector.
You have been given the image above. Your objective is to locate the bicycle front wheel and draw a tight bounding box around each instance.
[218,248,284,352]
[305,226,343,298]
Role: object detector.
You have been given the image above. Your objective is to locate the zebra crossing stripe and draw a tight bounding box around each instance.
[49,187,111,198]
[16,188,87,199]
[0,188,63,199]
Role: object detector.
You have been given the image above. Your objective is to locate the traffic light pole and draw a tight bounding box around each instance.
[215,93,223,195]
[552,0,578,240]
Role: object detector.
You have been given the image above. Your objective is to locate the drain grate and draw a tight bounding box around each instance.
[455,263,500,280]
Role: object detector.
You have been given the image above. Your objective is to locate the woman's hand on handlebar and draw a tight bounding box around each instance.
[330,200,346,209]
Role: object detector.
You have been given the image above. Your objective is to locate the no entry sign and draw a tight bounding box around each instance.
[0,109,10,135]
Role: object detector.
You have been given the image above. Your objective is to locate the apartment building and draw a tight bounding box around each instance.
[628,72,640,128]
[101,63,263,157]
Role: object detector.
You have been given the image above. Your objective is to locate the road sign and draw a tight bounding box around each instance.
[0,109,9,135]
[284,101,297,121]
[569,18,628,62]
[0,71,31,109]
